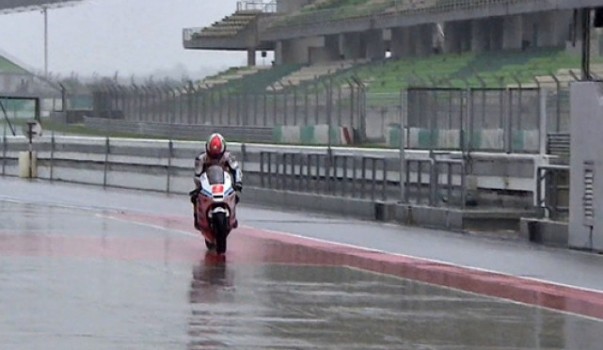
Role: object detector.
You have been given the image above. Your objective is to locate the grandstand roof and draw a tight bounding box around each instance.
[0,0,83,14]
[260,0,603,41]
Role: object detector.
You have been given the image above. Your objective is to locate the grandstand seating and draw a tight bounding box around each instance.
[198,66,271,89]
[196,64,303,94]
[266,60,365,91]
[0,55,27,74]
[192,10,261,39]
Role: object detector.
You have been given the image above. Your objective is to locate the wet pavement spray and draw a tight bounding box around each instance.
[0,191,602,349]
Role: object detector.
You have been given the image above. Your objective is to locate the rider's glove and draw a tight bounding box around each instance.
[189,189,200,204]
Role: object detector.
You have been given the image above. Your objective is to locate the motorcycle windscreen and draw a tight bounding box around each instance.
[205,165,225,185]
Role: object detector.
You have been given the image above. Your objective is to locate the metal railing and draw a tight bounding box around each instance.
[257,148,469,208]
[259,151,390,201]
[237,1,277,13]
[536,165,570,221]
[404,156,466,207]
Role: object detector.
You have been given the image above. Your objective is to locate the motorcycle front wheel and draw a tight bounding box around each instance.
[211,212,229,254]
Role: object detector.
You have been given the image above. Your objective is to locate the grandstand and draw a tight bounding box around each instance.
[69,0,602,149]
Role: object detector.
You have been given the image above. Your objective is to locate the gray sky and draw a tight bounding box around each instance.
[0,0,255,79]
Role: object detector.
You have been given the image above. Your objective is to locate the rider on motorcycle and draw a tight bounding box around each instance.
[190,133,243,230]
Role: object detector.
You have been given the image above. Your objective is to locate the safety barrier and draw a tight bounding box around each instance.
[536,165,569,221]
[0,135,546,208]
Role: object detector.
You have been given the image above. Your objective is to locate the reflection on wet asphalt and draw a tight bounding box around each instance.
[0,200,602,349]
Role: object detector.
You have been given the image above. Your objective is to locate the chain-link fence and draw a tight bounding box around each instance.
[91,80,365,126]
[44,70,574,152]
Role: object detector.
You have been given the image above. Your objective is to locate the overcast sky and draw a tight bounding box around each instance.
[0,0,256,79]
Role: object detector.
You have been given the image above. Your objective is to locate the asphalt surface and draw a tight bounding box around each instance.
[1,177,603,349]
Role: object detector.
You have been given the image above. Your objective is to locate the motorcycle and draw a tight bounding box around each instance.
[195,165,238,254]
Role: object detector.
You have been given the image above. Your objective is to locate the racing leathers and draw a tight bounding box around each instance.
[190,151,243,230]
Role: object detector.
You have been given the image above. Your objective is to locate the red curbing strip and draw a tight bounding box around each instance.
[115,212,603,320]
[241,227,603,320]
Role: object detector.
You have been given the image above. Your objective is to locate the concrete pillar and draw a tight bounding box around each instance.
[275,41,283,65]
[340,32,363,60]
[537,10,572,47]
[279,37,322,64]
[502,15,523,50]
[471,19,490,52]
[391,27,411,58]
[324,34,341,60]
[489,17,504,51]
[247,48,256,66]
[522,13,537,48]
[364,29,385,60]
[444,21,471,53]
[411,24,433,56]
[444,21,462,53]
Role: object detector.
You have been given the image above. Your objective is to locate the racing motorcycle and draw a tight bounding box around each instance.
[195,165,238,254]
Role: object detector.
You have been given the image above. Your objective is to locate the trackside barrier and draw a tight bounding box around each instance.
[0,135,547,211]
[536,165,569,221]
[259,151,389,202]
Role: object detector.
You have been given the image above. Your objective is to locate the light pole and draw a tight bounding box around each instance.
[42,6,48,77]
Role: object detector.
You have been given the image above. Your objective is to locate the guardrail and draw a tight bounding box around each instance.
[0,135,547,210]
[536,165,569,221]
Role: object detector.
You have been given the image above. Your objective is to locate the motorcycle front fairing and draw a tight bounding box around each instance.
[196,166,238,242]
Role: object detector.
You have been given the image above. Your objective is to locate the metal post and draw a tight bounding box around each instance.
[315,154,320,194]
[352,157,358,198]
[342,156,348,197]
[253,91,258,126]
[43,7,49,78]
[582,8,592,81]
[2,125,6,176]
[315,81,320,124]
[103,137,110,187]
[291,81,298,125]
[347,79,355,131]
[27,122,33,179]
[260,152,265,188]
[267,153,273,188]
[417,161,423,204]
[304,84,309,125]
[400,89,407,203]
[550,72,561,132]
[50,132,55,181]
[263,91,268,127]
[279,83,288,126]
[447,163,452,207]
[337,83,343,127]
[166,140,173,193]
[382,158,387,201]
[361,157,367,199]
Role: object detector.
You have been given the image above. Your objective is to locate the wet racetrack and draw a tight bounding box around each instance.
[1,178,603,349]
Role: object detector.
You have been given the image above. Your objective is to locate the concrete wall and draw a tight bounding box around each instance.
[444,20,471,54]
[278,36,323,64]
[340,32,363,60]
[364,29,386,60]
[569,82,603,252]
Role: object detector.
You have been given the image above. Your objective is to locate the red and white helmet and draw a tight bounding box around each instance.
[206,133,226,159]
